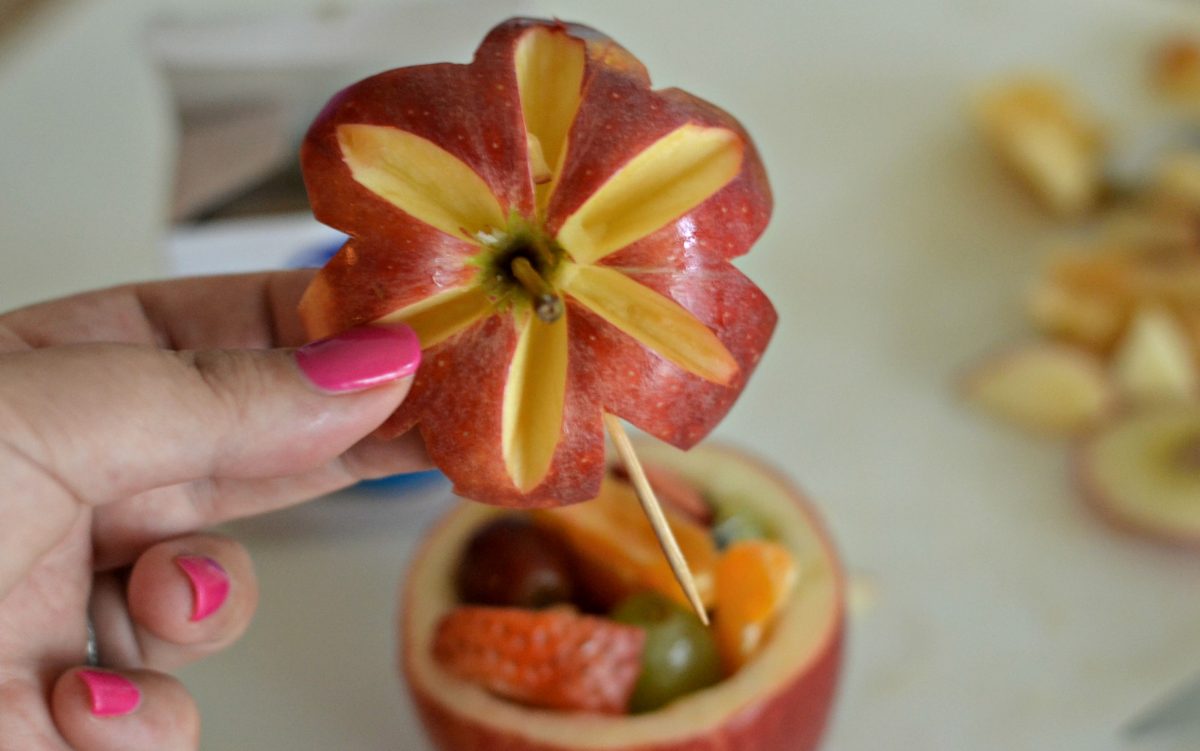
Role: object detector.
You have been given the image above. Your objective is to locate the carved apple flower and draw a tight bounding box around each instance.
[300,18,776,506]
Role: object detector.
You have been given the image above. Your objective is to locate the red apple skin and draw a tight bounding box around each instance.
[401,444,844,751]
[299,18,776,507]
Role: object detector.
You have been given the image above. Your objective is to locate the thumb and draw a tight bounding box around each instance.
[0,324,420,579]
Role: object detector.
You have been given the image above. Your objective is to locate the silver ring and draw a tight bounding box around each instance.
[85,618,100,667]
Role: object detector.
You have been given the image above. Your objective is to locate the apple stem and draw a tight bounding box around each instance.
[603,413,710,626]
[511,256,564,322]
[528,233,557,269]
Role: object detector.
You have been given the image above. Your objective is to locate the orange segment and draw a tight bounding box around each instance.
[532,474,718,609]
[713,540,797,672]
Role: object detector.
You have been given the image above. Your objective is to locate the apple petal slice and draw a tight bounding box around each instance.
[299,236,478,340]
[382,313,606,507]
[963,344,1115,436]
[1077,408,1200,544]
[1112,305,1200,405]
[514,25,585,213]
[556,124,743,265]
[559,262,738,384]
[377,286,494,350]
[502,311,569,492]
[573,265,775,449]
[337,124,506,243]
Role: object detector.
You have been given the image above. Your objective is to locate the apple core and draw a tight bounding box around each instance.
[471,218,566,323]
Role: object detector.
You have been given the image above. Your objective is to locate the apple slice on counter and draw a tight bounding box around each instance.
[1077,407,1200,545]
[1112,305,1199,404]
[1027,242,1200,353]
[1153,37,1200,105]
[401,442,843,751]
[974,78,1105,217]
[963,343,1116,436]
[298,18,776,506]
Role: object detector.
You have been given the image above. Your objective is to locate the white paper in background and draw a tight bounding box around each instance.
[147,0,533,140]
[165,213,345,277]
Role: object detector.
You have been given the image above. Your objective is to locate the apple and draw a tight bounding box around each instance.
[400,442,844,751]
[962,343,1115,436]
[298,18,775,506]
[1076,407,1200,545]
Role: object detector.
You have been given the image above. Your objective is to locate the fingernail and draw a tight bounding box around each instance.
[175,555,230,622]
[295,323,421,393]
[78,670,141,717]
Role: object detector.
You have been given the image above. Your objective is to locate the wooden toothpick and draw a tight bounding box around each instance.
[603,413,709,625]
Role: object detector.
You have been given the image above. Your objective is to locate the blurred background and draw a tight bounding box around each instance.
[4,0,1200,749]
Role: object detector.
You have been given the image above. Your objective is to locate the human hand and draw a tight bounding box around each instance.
[0,271,424,750]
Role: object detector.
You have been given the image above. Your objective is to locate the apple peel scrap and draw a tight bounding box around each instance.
[299,18,775,506]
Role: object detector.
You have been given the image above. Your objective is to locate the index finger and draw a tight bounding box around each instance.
[0,270,317,352]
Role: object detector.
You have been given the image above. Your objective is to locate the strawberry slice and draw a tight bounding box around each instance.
[432,606,646,714]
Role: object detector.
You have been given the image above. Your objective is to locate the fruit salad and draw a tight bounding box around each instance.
[402,442,843,751]
[435,466,794,715]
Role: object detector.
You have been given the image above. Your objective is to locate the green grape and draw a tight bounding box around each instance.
[611,592,722,713]
[711,507,771,549]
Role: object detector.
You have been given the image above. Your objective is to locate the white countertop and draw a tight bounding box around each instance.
[4,1,1200,749]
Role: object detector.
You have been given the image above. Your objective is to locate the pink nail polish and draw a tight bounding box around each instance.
[78,670,141,717]
[295,323,421,393]
[175,555,230,622]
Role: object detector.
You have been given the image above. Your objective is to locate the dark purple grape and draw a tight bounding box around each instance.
[455,515,574,608]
